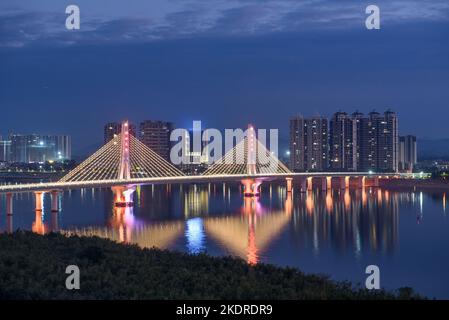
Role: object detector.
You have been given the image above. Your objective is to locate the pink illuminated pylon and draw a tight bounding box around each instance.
[118,121,131,180]
[247,124,257,175]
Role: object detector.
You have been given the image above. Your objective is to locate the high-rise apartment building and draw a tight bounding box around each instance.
[289,117,305,171]
[377,110,399,172]
[8,134,71,163]
[0,135,11,162]
[139,120,174,161]
[351,111,364,171]
[399,135,417,172]
[359,111,380,171]
[290,110,399,173]
[357,111,399,172]
[289,116,328,171]
[329,112,357,171]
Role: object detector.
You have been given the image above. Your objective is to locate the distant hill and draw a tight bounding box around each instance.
[418,139,449,160]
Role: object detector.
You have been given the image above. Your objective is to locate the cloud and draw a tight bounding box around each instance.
[0,0,448,48]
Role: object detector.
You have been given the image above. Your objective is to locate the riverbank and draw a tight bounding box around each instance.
[0,232,422,300]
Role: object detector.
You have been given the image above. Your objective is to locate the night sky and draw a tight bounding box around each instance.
[1,0,448,155]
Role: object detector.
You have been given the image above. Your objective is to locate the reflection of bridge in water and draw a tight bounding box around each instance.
[0,183,410,262]
[292,188,399,255]
[204,195,292,264]
[63,206,185,249]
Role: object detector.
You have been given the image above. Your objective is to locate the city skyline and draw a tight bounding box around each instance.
[0,110,413,175]
[0,108,424,157]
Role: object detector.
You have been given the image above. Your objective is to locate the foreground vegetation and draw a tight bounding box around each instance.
[0,231,422,300]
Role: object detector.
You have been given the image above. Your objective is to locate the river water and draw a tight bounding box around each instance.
[1,183,448,298]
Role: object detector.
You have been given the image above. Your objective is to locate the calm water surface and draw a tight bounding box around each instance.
[1,184,448,298]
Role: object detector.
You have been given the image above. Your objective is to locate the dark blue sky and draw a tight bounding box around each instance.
[1,0,448,154]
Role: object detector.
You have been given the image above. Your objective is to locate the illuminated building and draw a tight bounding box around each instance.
[355,110,399,173]
[139,120,173,161]
[0,136,11,162]
[289,116,328,171]
[8,134,71,163]
[329,112,357,171]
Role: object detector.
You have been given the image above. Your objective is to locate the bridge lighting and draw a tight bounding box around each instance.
[368,170,374,175]
[286,150,290,156]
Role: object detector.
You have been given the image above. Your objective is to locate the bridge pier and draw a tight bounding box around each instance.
[112,185,136,207]
[286,177,293,193]
[34,192,44,212]
[6,193,13,216]
[242,179,262,197]
[326,176,332,190]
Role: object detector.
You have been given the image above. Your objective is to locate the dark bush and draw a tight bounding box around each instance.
[0,231,424,300]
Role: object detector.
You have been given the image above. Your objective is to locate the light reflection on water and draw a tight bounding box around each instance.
[0,184,448,298]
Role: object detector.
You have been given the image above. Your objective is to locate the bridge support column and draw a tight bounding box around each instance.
[307,177,313,191]
[345,176,350,189]
[326,176,332,190]
[112,185,136,207]
[242,179,262,197]
[51,191,60,212]
[6,193,13,216]
[35,192,44,212]
[286,177,293,193]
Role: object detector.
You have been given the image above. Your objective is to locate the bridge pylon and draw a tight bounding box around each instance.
[115,121,134,207]
[204,123,291,197]
[118,121,131,180]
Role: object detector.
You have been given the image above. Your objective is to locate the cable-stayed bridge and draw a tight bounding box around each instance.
[0,122,416,214]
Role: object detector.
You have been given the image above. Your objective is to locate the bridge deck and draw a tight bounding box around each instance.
[0,172,419,194]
